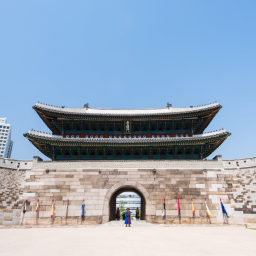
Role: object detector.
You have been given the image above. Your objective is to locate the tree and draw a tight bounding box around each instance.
[118,200,125,220]
[118,201,134,221]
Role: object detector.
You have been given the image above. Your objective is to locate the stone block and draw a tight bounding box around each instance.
[38,218,52,225]
[244,218,256,223]
[146,204,156,215]
[39,211,51,218]
[166,210,178,216]
[50,189,60,193]
[193,218,202,224]
[53,217,62,225]
[2,221,14,225]
[181,217,191,224]
[24,218,36,225]
[210,217,217,224]
[91,210,103,216]
[4,216,12,221]
[102,215,109,224]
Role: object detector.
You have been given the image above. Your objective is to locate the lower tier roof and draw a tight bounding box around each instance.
[24,130,230,159]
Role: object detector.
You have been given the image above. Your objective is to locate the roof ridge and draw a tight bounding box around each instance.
[33,102,222,116]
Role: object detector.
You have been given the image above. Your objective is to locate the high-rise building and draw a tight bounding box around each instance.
[0,118,13,158]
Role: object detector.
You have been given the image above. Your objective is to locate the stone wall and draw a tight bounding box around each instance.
[0,168,25,225]
[20,156,226,225]
[222,158,256,223]
[1,156,255,226]
[0,157,33,170]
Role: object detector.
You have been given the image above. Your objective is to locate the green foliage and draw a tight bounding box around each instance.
[118,201,134,221]
[118,200,126,220]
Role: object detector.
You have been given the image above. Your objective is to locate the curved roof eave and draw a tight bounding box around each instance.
[24,130,230,145]
[33,102,222,117]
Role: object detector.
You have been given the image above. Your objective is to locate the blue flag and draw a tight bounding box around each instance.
[81,204,85,217]
[221,201,228,217]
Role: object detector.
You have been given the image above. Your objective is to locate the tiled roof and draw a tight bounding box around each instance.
[26,130,230,144]
[34,102,221,117]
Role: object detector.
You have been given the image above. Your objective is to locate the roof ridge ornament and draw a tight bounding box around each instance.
[166,102,172,109]
[84,103,89,110]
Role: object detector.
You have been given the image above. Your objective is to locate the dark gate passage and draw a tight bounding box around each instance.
[109,187,146,221]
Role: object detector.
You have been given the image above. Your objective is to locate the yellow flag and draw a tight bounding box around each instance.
[205,199,212,217]
[191,198,195,216]
[51,200,54,218]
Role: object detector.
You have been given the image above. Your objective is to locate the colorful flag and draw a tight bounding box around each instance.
[191,198,195,217]
[205,198,211,217]
[23,200,27,214]
[51,199,54,218]
[66,199,69,219]
[162,198,165,217]
[220,198,228,217]
[36,199,39,214]
[178,198,180,216]
[81,199,85,217]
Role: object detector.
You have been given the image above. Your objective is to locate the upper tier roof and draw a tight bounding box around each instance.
[34,102,221,117]
[33,102,222,135]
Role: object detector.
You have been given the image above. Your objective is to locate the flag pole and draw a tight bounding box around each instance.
[21,200,27,225]
[220,198,225,224]
[205,198,211,224]
[65,199,69,225]
[81,199,85,224]
[220,198,228,224]
[178,198,181,224]
[36,199,39,225]
[162,198,166,224]
[191,198,195,224]
[205,198,209,224]
[51,199,54,225]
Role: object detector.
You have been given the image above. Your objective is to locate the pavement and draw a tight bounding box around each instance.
[0,221,255,256]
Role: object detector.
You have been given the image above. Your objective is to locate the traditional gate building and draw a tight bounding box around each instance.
[14,102,256,225]
[24,102,230,161]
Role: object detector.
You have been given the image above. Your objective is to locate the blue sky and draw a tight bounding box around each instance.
[0,1,255,160]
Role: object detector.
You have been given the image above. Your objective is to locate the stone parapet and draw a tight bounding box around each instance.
[32,158,223,170]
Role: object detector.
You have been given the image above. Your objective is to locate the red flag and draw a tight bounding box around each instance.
[178,198,180,216]
[36,199,39,213]
[51,199,54,218]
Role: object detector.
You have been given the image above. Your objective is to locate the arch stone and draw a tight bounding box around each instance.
[102,181,155,223]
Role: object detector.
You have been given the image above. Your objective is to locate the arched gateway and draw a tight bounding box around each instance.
[102,181,154,223]
[20,102,238,226]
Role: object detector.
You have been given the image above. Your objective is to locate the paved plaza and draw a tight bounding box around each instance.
[0,222,255,256]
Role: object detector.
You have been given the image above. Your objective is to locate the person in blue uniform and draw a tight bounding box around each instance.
[125,208,131,227]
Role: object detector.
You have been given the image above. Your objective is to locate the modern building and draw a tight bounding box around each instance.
[116,192,141,218]
[0,118,13,159]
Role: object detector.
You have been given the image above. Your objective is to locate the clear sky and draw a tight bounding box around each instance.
[0,1,255,160]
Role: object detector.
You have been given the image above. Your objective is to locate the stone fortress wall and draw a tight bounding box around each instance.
[0,157,33,170]
[18,156,256,225]
[0,168,26,225]
[222,157,256,223]
[0,158,33,225]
